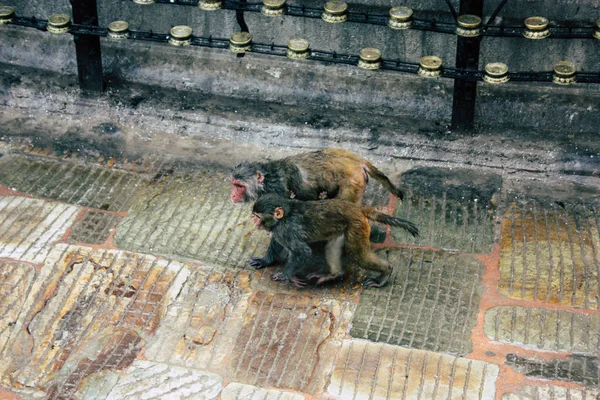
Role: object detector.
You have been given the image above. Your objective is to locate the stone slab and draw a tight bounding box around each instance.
[506,353,598,387]
[502,385,600,400]
[229,291,350,394]
[392,167,500,253]
[498,202,599,310]
[484,306,600,353]
[327,339,499,400]
[0,196,79,263]
[144,266,253,372]
[351,248,485,355]
[0,244,191,399]
[115,168,269,268]
[0,156,148,212]
[221,383,305,400]
[104,361,222,400]
[68,210,120,245]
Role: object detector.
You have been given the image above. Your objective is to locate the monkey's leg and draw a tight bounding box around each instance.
[346,223,391,288]
[307,235,346,284]
[249,239,283,269]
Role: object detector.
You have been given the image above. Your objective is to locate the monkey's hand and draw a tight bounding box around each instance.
[318,191,328,200]
[270,271,288,281]
[290,276,307,288]
[248,257,271,269]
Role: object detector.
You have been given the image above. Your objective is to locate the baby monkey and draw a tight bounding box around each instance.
[251,194,419,288]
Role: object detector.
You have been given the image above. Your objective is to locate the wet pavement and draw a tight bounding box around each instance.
[0,146,598,400]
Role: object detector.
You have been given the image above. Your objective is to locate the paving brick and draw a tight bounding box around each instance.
[104,361,222,400]
[484,306,600,353]
[0,261,36,354]
[502,385,600,400]
[392,167,500,253]
[0,156,148,211]
[68,210,120,245]
[498,202,599,310]
[221,383,306,400]
[327,339,499,400]
[115,168,269,267]
[351,248,484,355]
[229,291,350,394]
[144,267,253,371]
[0,244,191,398]
[506,353,599,387]
[0,196,79,263]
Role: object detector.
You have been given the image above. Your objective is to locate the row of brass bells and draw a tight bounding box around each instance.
[0,5,14,23]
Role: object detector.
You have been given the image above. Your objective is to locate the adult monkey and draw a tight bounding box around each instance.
[230,148,404,204]
[251,194,418,288]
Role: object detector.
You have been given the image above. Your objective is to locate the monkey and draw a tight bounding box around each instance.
[251,194,419,288]
[230,148,404,204]
[232,148,405,271]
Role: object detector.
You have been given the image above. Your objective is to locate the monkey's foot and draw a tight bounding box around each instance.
[248,257,270,269]
[307,273,344,285]
[361,277,388,288]
[318,191,328,200]
[270,272,288,281]
[290,276,307,288]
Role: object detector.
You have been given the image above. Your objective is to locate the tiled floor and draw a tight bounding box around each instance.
[0,151,598,399]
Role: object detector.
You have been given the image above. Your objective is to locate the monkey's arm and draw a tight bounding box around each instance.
[279,232,313,285]
[249,239,284,269]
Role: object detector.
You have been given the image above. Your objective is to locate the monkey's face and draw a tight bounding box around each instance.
[231,179,248,203]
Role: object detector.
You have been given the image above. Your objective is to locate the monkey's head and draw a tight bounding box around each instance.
[230,163,265,203]
[251,194,289,231]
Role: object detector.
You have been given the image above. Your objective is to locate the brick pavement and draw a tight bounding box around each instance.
[0,149,598,399]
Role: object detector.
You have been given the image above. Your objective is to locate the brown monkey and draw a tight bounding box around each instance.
[230,148,403,204]
[251,194,418,288]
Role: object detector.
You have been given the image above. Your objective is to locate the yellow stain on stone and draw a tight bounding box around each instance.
[499,203,599,309]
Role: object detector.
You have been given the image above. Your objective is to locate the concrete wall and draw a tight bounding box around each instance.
[1,0,599,132]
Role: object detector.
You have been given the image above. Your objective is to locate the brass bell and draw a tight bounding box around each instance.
[594,19,600,39]
[322,1,347,23]
[107,21,129,40]
[230,31,252,53]
[47,14,70,34]
[483,63,509,84]
[523,16,550,39]
[169,25,193,46]
[553,61,576,85]
[456,14,481,37]
[418,56,442,78]
[133,0,155,4]
[287,38,310,60]
[262,0,286,16]
[358,48,382,70]
[199,0,222,10]
[388,6,413,30]
[0,6,15,24]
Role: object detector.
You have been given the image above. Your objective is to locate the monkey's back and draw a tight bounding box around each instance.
[294,199,370,240]
[286,149,367,199]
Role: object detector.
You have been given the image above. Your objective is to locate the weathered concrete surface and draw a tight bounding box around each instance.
[326,339,499,400]
[502,385,600,400]
[351,248,485,355]
[498,202,599,309]
[506,353,598,387]
[221,382,306,400]
[393,167,500,252]
[68,210,120,245]
[484,306,600,353]
[0,196,79,263]
[229,291,352,394]
[114,168,270,267]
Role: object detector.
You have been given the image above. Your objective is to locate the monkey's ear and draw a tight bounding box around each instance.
[273,207,284,220]
[256,171,265,183]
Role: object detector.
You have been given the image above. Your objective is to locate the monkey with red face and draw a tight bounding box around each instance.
[230,148,404,204]
[251,194,418,288]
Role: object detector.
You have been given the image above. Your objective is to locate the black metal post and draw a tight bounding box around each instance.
[236,0,249,58]
[70,0,103,92]
[450,0,483,131]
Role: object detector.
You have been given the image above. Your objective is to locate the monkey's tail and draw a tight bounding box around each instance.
[365,209,419,237]
[363,162,404,201]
